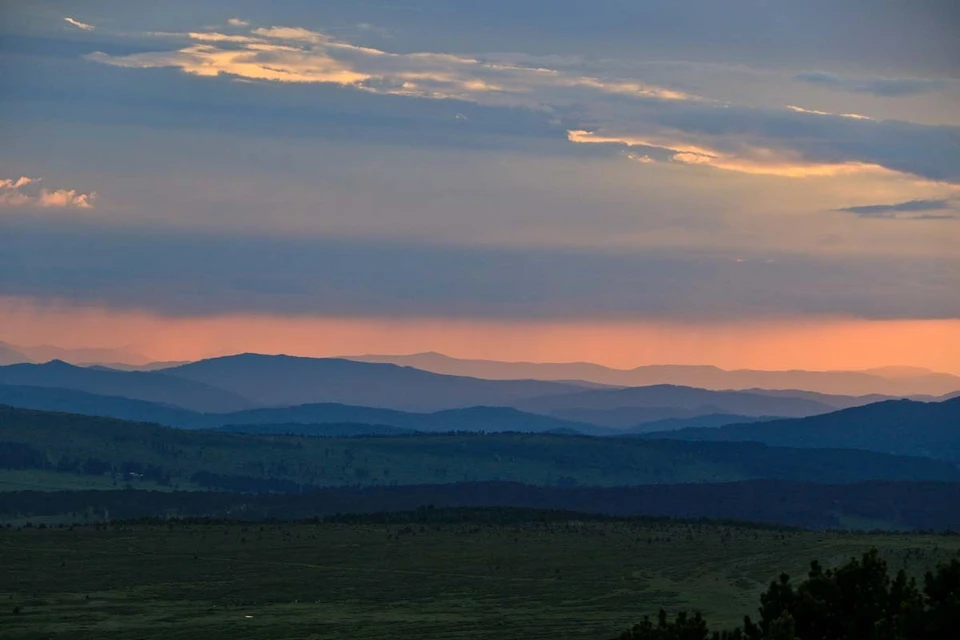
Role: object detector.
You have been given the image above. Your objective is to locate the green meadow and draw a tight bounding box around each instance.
[3,512,958,640]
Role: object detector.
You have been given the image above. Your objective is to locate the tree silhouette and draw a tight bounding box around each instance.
[618,550,959,640]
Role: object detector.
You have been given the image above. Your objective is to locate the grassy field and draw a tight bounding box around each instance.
[3,515,958,640]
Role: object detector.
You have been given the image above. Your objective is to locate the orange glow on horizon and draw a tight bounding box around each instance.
[1,297,958,374]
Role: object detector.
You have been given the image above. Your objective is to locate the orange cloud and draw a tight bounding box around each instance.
[0,175,95,209]
[567,130,894,178]
[1,297,958,374]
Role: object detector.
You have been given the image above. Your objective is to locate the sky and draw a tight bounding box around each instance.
[1,1,959,372]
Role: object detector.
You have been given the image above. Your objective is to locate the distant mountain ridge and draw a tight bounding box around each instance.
[513,384,840,426]
[346,352,960,397]
[0,361,251,413]
[157,354,600,412]
[0,340,150,366]
[0,384,608,434]
[646,397,960,464]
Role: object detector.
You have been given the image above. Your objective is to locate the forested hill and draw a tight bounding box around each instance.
[647,397,960,463]
[4,481,960,530]
[2,406,960,493]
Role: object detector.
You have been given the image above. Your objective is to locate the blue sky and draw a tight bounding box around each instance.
[1,1,958,369]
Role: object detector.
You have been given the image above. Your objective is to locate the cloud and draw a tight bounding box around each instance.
[79,22,960,184]
[835,199,957,220]
[795,71,947,97]
[64,17,95,31]
[0,175,95,210]
[85,23,694,105]
[227,18,250,27]
[568,130,894,179]
[2,220,959,321]
[785,105,872,120]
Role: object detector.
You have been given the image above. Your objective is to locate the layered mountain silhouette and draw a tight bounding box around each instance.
[156,354,595,412]
[623,413,775,433]
[512,384,841,427]
[646,397,960,464]
[0,361,250,413]
[0,384,607,434]
[346,352,960,397]
[1,354,914,431]
[0,384,201,426]
[0,342,26,366]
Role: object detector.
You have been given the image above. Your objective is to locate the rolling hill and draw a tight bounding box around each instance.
[0,384,607,434]
[513,384,839,427]
[2,406,959,491]
[0,361,250,413]
[646,397,960,463]
[158,354,592,411]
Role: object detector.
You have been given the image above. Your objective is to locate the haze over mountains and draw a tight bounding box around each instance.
[1,345,958,531]
[0,354,903,432]
[0,349,957,433]
[161,354,590,412]
[3,341,958,398]
[0,360,251,413]
[347,352,960,397]
[0,340,151,367]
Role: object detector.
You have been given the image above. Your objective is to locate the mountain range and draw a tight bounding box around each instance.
[0,356,874,429]
[512,384,851,427]
[645,397,960,464]
[2,354,948,433]
[0,360,251,413]
[346,352,960,397]
[0,384,608,435]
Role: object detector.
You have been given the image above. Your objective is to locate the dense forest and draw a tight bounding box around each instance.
[4,480,960,530]
[2,406,959,494]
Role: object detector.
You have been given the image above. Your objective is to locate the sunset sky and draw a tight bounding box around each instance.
[1,1,959,372]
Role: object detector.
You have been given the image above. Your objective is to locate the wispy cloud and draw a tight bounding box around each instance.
[85,23,695,104]
[84,22,960,184]
[0,175,95,209]
[227,18,250,27]
[64,17,95,31]
[795,71,947,97]
[834,199,957,220]
[568,130,894,179]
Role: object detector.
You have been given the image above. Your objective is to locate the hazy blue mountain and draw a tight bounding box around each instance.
[514,384,837,422]
[542,406,712,429]
[0,342,28,366]
[0,361,251,413]
[210,403,606,434]
[216,422,415,437]
[159,354,589,412]
[345,352,960,396]
[88,361,192,372]
[621,413,777,434]
[0,385,603,434]
[646,397,960,463]
[0,384,203,426]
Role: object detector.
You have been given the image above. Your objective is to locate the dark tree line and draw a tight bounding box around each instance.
[0,440,171,484]
[618,549,960,640]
